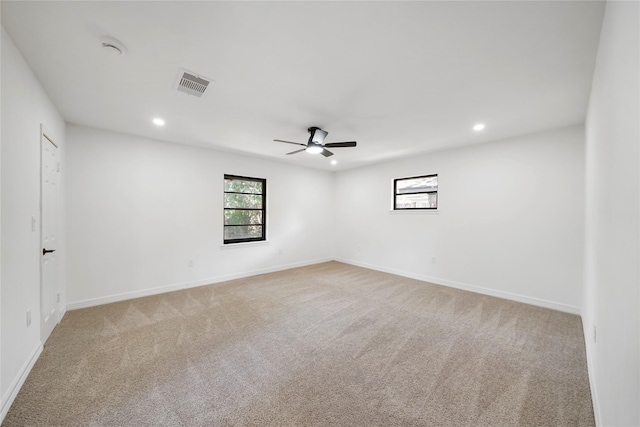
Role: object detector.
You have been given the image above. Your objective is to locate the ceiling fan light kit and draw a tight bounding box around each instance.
[274,126,357,158]
[305,143,324,154]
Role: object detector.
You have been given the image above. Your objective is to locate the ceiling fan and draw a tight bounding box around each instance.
[274,127,357,157]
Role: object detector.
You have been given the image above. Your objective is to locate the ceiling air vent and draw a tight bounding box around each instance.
[174,69,214,98]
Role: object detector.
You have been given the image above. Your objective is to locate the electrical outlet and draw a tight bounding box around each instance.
[188,259,194,268]
[431,257,437,264]
[26,310,31,327]
[57,293,60,303]
[278,249,283,255]
[31,215,36,232]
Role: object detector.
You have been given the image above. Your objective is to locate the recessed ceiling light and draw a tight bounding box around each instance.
[331,160,337,165]
[153,118,165,127]
[473,123,485,131]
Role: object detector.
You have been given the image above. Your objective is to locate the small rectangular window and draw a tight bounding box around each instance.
[394,174,438,210]
[224,175,266,244]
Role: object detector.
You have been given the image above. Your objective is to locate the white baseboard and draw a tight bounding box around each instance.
[582,322,602,426]
[186,257,333,289]
[335,257,581,315]
[67,258,333,310]
[1,343,43,423]
[67,282,187,310]
[68,257,579,315]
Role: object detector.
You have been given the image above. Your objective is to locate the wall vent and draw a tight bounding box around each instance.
[174,70,214,98]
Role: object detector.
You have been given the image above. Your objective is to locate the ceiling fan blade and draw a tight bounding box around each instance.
[286,148,306,155]
[274,139,306,147]
[321,148,334,157]
[324,141,357,148]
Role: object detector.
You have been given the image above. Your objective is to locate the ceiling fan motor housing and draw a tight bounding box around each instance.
[308,127,328,145]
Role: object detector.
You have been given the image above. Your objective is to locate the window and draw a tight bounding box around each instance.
[223,175,266,244]
[394,174,438,210]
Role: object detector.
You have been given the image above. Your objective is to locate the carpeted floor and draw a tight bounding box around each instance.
[3,261,594,426]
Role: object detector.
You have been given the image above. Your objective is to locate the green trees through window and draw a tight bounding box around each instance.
[224,175,266,244]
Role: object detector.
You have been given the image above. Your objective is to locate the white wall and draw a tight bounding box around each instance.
[1,27,66,420]
[0,26,3,422]
[334,125,585,313]
[583,2,640,425]
[65,125,335,307]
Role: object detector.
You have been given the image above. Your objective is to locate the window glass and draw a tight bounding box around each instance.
[223,175,266,243]
[394,174,438,210]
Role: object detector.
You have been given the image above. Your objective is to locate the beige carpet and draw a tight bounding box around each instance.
[3,261,594,426]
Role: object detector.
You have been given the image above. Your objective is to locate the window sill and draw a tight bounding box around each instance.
[220,240,270,250]
[389,209,439,215]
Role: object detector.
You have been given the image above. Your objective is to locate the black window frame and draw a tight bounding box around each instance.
[223,174,266,244]
[393,174,438,210]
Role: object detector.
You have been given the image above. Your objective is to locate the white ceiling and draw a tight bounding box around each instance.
[1,1,604,171]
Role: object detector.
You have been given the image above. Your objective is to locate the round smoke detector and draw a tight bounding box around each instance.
[100,36,127,56]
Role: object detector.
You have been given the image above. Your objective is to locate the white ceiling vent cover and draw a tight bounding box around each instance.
[174,70,214,98]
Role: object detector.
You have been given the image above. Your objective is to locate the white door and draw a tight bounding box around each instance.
[41,129,59,343]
